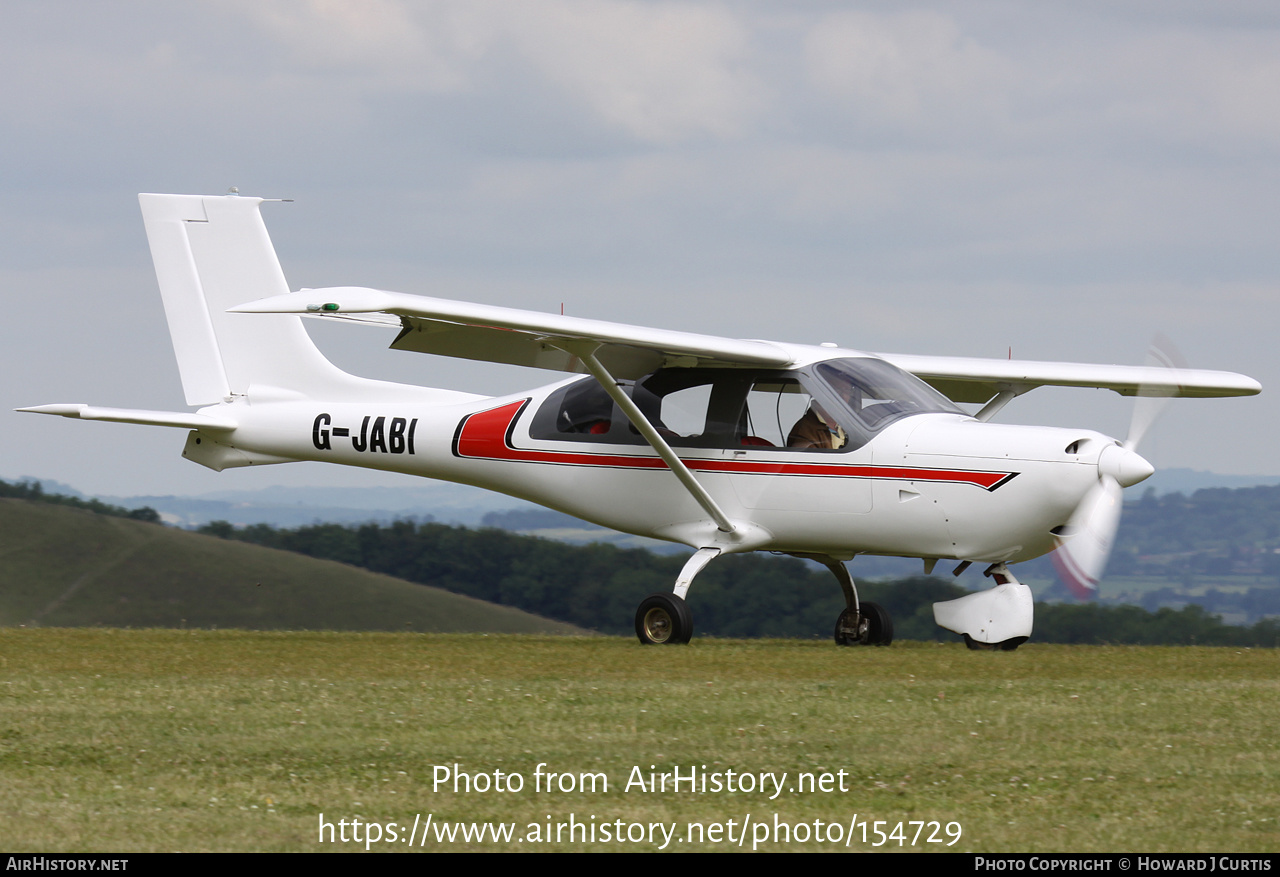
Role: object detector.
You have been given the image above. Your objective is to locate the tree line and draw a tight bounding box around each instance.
[8,474,1277,644]
[0,478,160,523]
[196,517,1280,646]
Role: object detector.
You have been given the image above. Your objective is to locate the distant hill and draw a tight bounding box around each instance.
[101,482,537,529]
[0,498,584,634]
[1144,468,1280,496]
[5,489,1276,645]
[10,472,1280,622]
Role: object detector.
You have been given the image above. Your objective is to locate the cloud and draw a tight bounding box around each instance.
[803,10,1012,136]
[227,0,762,144]
[0,2,1276,493]
[500,1,760,143]
[1094,28,1280,151]
[230,0,476,91]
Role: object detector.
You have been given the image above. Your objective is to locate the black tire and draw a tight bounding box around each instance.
[833,603,893,646]
[860,601,893,646]
[964,634,1027,651]
[635,593,693,645]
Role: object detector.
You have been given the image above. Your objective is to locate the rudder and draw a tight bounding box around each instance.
[139,193,350,406]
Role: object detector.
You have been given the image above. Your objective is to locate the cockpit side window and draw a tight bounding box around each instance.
[636,369,869,452]
[736,380,814,448]
[629,370,739,447]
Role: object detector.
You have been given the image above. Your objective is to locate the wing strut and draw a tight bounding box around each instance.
[974,383,1031,422]
[559,341,737,534]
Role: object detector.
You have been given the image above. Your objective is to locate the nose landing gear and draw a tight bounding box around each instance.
[933,562,1033,651]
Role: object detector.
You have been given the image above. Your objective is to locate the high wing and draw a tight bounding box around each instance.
[876,353,1262,402]
[231,286,793,380]
[231,286,1262,400]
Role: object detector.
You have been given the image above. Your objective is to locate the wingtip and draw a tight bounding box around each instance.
[16,404,87,417]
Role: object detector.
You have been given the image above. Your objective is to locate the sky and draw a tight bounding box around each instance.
[1,1,1276,498]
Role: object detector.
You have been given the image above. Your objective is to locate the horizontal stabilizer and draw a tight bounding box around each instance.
[17,404,237,431]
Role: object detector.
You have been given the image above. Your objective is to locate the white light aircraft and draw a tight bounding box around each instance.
[20,194,1261,648]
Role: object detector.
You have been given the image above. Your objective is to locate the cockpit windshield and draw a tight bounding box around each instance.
[813,358,964,430]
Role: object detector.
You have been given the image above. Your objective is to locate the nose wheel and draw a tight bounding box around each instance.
[635,593,693,644]
[834,601,893,646]
[963,634,1027,651]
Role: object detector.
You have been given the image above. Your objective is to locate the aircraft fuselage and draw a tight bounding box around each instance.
[183,374,1109,567]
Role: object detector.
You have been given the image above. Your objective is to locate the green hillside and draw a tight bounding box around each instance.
[0,498,583,634]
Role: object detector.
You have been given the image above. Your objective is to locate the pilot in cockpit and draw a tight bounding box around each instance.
[786,402,846,449]
[786,373,858,449]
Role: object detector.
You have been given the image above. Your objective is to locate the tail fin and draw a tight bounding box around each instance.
[139,193,351,406]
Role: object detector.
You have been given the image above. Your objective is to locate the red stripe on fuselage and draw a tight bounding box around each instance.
[454,400,1017,490]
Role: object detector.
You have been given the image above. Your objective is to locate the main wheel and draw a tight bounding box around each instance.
[635,593,693,645]
[833,602,893,646]
[860,601,893,646]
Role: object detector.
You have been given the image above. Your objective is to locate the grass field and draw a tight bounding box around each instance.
[2,629,1277,852]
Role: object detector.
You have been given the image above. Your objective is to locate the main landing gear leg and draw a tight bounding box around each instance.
[635,547,719,645]
[791,553,893,646]
[932,562,1032,651]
